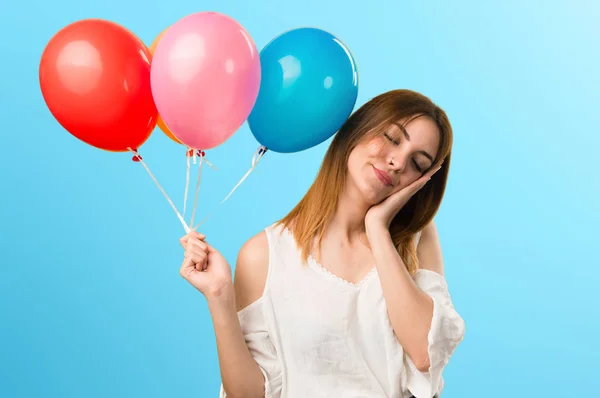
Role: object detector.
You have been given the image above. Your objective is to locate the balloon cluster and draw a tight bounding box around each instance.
[40,12,359,154]
[39,12,359,229]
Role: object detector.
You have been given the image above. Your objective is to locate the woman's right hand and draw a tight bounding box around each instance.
[179,231,233,300]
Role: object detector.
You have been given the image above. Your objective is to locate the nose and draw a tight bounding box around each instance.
[388,148,410,173]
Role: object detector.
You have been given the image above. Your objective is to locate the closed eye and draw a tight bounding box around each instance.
[412,160,423,173]
[384,132,400,145]
[385,132,430,173]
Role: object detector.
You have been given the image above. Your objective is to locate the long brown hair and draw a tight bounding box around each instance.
[277,89,453,275]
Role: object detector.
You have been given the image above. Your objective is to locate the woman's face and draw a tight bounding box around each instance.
[347,116,441,205]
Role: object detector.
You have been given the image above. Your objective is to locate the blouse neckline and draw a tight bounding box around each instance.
[307,254,378,288]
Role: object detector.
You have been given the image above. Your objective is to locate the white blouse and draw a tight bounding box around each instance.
[219,223,465,398]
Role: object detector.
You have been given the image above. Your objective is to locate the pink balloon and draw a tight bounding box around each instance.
[150,12,261,150]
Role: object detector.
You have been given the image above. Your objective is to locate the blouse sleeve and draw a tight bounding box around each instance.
[219,299,282,398]
[404,269,466,398]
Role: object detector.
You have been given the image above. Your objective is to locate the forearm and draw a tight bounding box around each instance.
[368,227,434,369]
[208,285,265,398]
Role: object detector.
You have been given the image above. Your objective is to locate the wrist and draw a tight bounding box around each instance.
[366,226,395,254]
[366,222,390,238]
[206,282,236,312]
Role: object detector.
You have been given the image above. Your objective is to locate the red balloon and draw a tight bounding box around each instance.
[39,19,158,152]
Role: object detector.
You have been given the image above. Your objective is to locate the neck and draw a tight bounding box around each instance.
[325,180,371,243]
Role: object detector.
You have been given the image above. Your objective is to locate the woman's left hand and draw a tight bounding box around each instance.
[365,163,443,234]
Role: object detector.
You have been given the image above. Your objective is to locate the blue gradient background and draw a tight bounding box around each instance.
[1,1,599,397]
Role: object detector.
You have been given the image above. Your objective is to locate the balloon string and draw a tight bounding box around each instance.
[183,151,191,217]
[129,148,190,233]
[192,146,267,230]
[189,155,204,228]
[203,157,217,171]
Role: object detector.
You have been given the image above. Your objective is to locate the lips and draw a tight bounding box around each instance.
[373,166,393,186]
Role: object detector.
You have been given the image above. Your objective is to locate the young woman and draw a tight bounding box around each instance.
[180,89,466,398]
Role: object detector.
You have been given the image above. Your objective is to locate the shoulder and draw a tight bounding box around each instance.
[420,219,438,240]
[416,220,445,276]
[233,229,270,312]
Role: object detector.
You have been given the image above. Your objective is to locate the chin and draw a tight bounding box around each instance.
[358,184,386,206]
[347,169,387,205]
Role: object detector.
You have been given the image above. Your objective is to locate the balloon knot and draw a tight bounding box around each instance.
[197,150,206,157]
[186,149,194,157]
[129,148,142,161]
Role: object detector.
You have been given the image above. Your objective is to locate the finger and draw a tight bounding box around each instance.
[426,163,443,178]
[417,165,442,187]
[186,249,207,266]
[383,188,412,210]
[396,176,429,201]
[187,238,208,252]
[180,258,209,291]
[196,254,208,272]
[180,257,195,279]
[406,174,429,193]
[419,166,441,182]
[187,231,206,240]
[204,242,220,255]
[389,163,443,206]
[183,245,203,263]
[181,232,205,249]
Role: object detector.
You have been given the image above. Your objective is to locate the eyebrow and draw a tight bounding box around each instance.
[393,123,435,162]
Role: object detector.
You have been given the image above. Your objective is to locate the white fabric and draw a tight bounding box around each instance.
[219,224,465,398]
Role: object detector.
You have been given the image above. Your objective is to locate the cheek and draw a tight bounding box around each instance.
[349,139,384,169]
[399,170,422,189]
[369,138,385,156]
[366,138,385,156]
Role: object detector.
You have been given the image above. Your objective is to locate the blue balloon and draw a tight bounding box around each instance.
[248,28,359,153]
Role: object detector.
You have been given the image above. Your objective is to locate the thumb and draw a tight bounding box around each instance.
[204,241,219,253]
[388,185,412,204]
[381,184,417,212]
[180,258,210,288]
[406,174,431,196]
